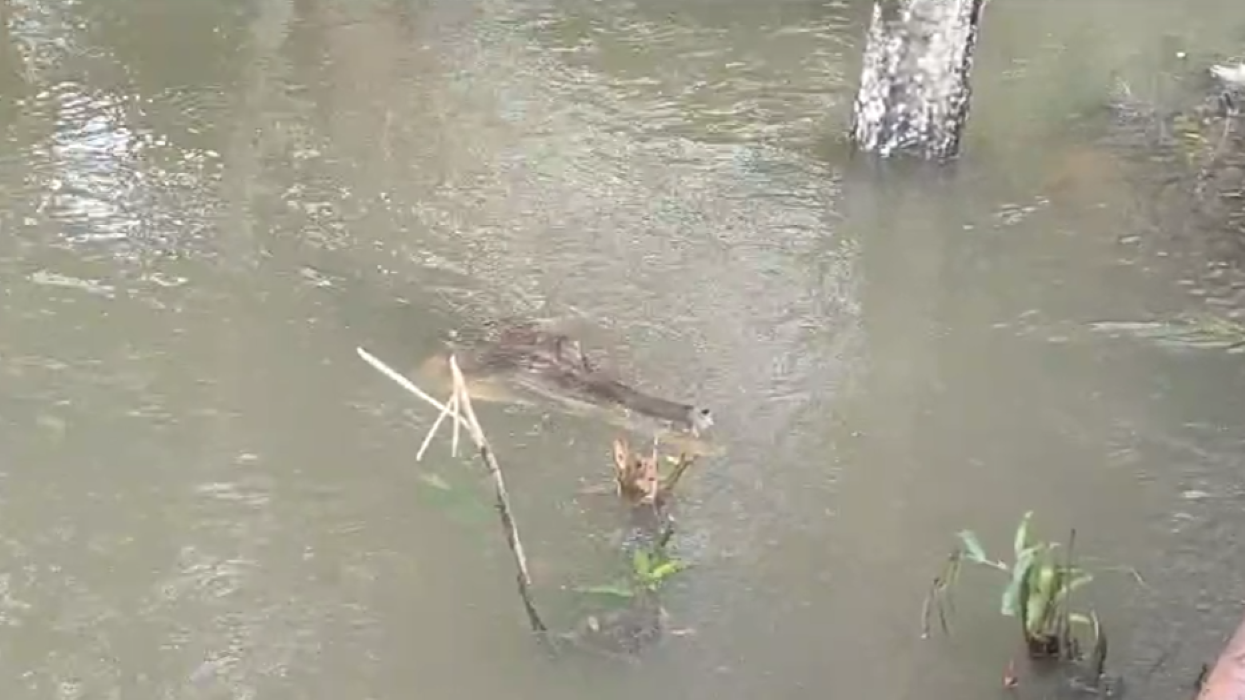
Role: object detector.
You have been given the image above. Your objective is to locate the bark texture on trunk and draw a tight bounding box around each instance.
[851,0,986,161]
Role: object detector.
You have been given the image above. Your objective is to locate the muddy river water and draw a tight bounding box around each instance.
[1,0,1244,697]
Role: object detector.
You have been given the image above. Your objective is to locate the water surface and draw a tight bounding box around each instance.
[1,0,1244,697]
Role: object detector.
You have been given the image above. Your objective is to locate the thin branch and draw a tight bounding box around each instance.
[1059,528,1078,661]
[356,347,452,413]
[657,454,696,505]
[417,392,459,461]
[356,346,467,462]
[447,354,546,633]
[357,346,547,634]
[921,550,961,639]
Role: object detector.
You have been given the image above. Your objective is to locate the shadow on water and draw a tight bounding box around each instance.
[1,0,1245,697]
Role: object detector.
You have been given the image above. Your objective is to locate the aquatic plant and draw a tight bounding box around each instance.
[923,511,1106,676]
[574,532,688,601]
[357,345,704,655]
[555,526,690,657]
[611,437,697,507]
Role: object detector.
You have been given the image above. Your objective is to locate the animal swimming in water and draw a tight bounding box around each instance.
[421,321,715,438]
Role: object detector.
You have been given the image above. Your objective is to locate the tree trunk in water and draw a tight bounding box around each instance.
[1197,607,1245,700]
[851,0,986,161]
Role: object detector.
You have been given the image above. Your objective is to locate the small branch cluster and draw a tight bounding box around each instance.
[357,346,546,633]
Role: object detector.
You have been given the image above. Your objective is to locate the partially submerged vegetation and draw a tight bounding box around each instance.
[359,332,1242,692]
[611,437,697,508]
[557,439,699,657]
[923,512,1112,692]
[560,530,692,657]
[357,342,703,658]
[574,529,687,602]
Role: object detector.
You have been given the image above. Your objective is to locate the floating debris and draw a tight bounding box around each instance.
[29,269,116,298]
[1210,62,1245,88]
[1087,314,1245,352]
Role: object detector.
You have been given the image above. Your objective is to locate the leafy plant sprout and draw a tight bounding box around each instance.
[574,527,688,601]
[922,511,1106,675]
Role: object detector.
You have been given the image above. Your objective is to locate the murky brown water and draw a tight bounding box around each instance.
[2,0,1245,697]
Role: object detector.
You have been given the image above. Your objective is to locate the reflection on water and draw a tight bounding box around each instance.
[0,0,1244,697]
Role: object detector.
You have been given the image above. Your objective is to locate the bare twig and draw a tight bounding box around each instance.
[357,346,547,634]
[357,347,455,413]
[1074,557,1151,591]
[920,578,943,639]
[1059,528,1078,661]
[658,454,697,503]
[1088,613,1108,682]
[356,346,466,461]
[417,392,459,461]
[921,550,961,639]
[447,354,546,633]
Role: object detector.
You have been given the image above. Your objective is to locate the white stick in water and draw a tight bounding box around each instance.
[447,354,487,445]
[451,391,461,459]
[417,392,459,461]
[357,345,545,630]
[447,354,534,587]
[356,346,465,460]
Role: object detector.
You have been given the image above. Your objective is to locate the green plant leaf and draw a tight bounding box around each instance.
[632,549,653,577]
[648,559,687,583]
[1024,560,1058,636]
[957,530,989,564]
[1001,546,1038,617]
[1013,511,1034,559]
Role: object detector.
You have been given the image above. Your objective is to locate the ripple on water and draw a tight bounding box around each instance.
[3,78,226,263]
[501,0,854,146]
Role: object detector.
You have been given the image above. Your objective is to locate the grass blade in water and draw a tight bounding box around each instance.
[1013,511,1034,559]
[647,559,688,585]
[1001,546,1038,617]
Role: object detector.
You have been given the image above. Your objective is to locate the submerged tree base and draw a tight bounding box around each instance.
[851,0,987,160]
